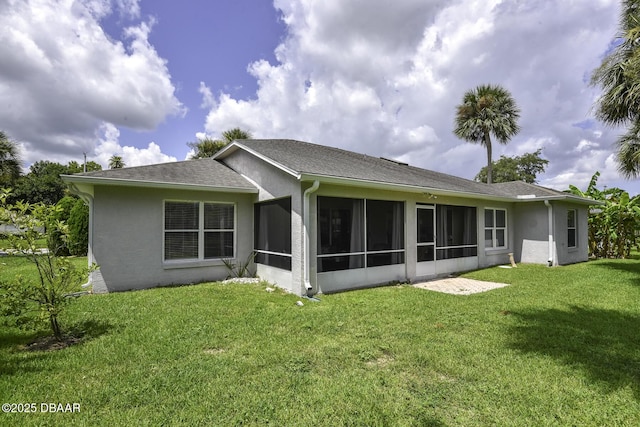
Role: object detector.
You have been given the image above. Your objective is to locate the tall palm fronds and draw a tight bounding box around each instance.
[453,84,521,184]
[592,0,640,178]
[108,155,125,169]
[188,127,252,159]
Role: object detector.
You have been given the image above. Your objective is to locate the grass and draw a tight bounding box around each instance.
[0,237,47,251]
[1,256,640,425]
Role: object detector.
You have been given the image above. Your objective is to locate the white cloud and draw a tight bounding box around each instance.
[0,0,181,165]
[199,82,216,109]
[115,0,140,19]
[93,124,177,168]
[202,0,638,193]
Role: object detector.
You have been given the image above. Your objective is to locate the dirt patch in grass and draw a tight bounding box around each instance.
[21,334,83,352]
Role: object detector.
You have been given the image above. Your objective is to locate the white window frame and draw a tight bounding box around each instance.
[163,200,236,263]
[567,209,577,248]
[484,208,507,250]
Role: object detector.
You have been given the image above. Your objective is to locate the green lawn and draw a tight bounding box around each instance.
[1,255,640,426]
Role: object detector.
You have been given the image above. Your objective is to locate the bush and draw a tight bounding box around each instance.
[568,172,640,258]
[47,196,77,256]
[68,198,88,256]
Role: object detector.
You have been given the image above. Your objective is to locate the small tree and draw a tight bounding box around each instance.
[475,149,549,183]
[0,189,89,341]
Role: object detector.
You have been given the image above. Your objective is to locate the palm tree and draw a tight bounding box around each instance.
[109,155,125,169]
[0,130,22,187]
[591,1,640,178]
[615,122,640,178]
[187,127,252,159]
[221,127,252,142]
[453,84,521,184]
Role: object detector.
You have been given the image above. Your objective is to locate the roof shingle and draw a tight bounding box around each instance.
[63,157,256,191]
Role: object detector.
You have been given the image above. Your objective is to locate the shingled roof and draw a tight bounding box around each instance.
[62,157,257,192]
[216,139,597,204]
[63,139,597,204]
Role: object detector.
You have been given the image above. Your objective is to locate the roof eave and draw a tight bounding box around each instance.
[61,175,258,193]
[514,194,604,205]
[298,174,604,205]
[214,141,301,179]
[298,173,516,202]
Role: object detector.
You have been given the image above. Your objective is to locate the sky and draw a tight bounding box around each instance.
[1,0,638,195]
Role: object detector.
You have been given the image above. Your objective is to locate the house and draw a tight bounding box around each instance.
[62,139,597,295]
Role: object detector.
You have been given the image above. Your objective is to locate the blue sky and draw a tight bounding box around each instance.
[101,0,286,157]
[1,0,638,194]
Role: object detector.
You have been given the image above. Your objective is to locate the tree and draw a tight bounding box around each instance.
[11,160,101,205]
[0,190,89,341]
[475,149,549,184]
[567,172,640,258]
[68,160,102,174]
[221,127,252,142]
[613,122,640,178]
[108,155,125,169]
[187,138,227,159]
[591,1,640,178]
[12,161,69,205]
[0,131,22,188]
[454,84,521,184]
[187,127,252,159]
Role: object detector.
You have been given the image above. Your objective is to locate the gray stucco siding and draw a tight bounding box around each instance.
[513,202,553,264]
[91,185,254,292]
[554,202,589,265]
[221,149,304,294]
[512,201,589,266]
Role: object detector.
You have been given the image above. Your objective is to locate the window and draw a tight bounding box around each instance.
[484,208,507,249]
[164,201,234,261]
[254,197,292,270]
[417,206,435,262]
[436,205,477,259]
[567,209,577,248]
[317,197,404,272]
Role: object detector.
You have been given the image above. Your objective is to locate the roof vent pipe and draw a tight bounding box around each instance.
[303,180,320,293]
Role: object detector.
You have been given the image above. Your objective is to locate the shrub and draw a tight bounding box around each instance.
[68,198,89,256]
[47,195,77,256]
[568,172,640,258]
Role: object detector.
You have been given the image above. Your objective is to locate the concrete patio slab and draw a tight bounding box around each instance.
[413,277,510,295]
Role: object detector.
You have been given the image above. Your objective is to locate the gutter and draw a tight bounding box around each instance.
[544,200,554,266]
[303,180,320,294]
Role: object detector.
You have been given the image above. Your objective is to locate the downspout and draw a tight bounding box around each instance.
[303,180,320,294]
[544,200,553,267]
